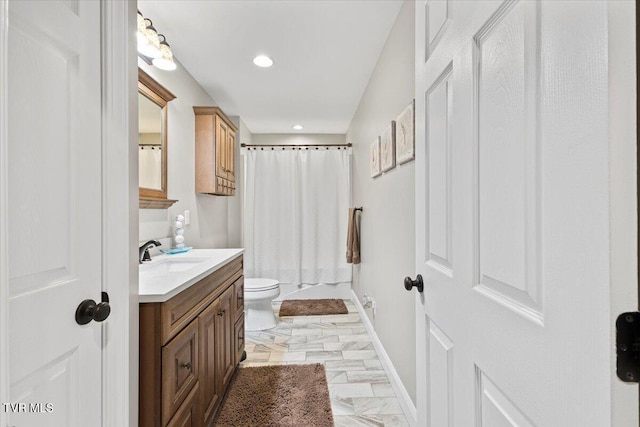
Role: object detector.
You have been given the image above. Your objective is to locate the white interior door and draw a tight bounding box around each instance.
[6,1,103,426]
[414,1,638,426]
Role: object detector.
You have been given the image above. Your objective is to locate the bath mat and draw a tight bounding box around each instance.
[278,299,348,316]
[214,364,334,427]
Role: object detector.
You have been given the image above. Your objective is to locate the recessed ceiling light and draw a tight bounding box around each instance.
[292,125,304,130]
[253,55,274,68]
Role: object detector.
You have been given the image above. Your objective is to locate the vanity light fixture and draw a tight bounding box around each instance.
[253,55,274,68]
[292,125,304,130]
[152,36,177,71]
[137,10,176,71]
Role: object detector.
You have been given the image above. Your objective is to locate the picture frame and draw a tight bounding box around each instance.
[370,137,381,178]
[396,99,415,164]
[380,121,396,172]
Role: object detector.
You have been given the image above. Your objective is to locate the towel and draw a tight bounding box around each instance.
[346,208,361,264]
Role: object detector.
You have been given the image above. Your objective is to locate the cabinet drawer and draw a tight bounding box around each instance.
[162,320,199,425]
[233,276,244,320]
[166,381,199,427]
[234,316,245,367]
[160,257,243,344]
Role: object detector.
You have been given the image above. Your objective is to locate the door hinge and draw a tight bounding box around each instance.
[616,312,640,382]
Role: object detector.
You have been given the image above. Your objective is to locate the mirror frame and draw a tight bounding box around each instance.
[138,68,177,208]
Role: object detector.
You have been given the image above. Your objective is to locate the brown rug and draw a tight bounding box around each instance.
[279,299,348,316]
[214,364,334,427]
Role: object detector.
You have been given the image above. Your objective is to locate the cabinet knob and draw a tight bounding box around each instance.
[181,362,192,370]
[218,309,225,317]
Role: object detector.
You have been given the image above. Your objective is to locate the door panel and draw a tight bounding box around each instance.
[426,64,453,275]
[427,318,453,427]
[474,0,542,321]
[7,1,102,426]
[415,1,635,425]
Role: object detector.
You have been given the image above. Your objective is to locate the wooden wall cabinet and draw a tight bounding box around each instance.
[140,256,245,427]
[194,107,237,196]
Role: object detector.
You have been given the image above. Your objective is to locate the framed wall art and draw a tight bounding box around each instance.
[380,121,396,172]
[396,99,415,164]
[370,137,381,178]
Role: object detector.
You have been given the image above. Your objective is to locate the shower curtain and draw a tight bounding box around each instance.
[244,147,351,285]
[139,146,162,189]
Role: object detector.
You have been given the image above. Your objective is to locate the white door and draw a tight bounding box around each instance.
[6,1,103,426]
[414,1,638,426]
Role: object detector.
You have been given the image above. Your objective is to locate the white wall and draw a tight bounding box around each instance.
[138,58,243,249]
[345,0,416,404]
[251,133,345,146]
[228,117,251,248]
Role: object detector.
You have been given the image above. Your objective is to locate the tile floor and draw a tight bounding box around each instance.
[240,299,410,427]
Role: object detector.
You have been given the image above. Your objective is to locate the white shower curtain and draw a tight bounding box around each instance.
[244,148,351,285]
[139,146,162,189]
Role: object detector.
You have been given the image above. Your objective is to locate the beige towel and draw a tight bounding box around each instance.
[346,208,361,264]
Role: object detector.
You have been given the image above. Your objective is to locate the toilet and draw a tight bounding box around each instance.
[244,278,280,331]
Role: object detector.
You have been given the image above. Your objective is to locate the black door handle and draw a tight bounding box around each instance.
[404,275,424,293]
[76,291,111,325]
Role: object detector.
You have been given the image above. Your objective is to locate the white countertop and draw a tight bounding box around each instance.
[139,248,244,303]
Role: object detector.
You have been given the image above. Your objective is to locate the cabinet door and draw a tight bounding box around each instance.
[215,116,229,179]
[162,320,199,425]
[166,381,199,427]
[227,129,235,181]
[232,276,244,321]
[215,286,235,394]
[234,316,245,367]
[198,299,221,426]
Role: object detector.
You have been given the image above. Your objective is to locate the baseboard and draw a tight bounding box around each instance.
[351,290,418,427]
[274,282,352,301]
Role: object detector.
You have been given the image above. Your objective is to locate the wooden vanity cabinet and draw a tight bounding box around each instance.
[140,256,245,427]
[194,107,237,196]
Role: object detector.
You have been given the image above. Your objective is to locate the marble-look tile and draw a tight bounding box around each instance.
[338,334,372,343]
[371,383,395,397]
[331,397,355,416]
[305,335,340,344]
[323,328,353,336]
[329,383,374,399]
[343,350,378,360]
[346,370,389,384]
[305,350,343,362]
[268,351,306,362]
[287,342,325,352]
[363,359,383,370]
[352,397,403,415]
[291,328,324,336]
[326,370,348,384]
[273,335,307,344]
[241,299,409,426]
[324,342,374,352]
[324,360,366,371]
[252,343,288,352]
[245,351,270,361]
[334,415,410,427]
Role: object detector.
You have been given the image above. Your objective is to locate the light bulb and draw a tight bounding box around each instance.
[253,55,274,68]
[152,37,177,71]
[137,19,162,59]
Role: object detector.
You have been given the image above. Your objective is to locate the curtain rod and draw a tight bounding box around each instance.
[241,143,352,148]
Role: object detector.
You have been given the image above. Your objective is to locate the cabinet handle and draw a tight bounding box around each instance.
[218,309,225,316]
[181,362,192,370]
[237,296,244,300]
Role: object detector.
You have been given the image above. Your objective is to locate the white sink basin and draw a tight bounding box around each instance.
[140,257,209,276]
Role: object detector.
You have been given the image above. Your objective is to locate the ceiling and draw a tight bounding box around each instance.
[137,0,403,134]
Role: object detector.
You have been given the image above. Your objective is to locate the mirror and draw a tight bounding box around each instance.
[138,68,177,208]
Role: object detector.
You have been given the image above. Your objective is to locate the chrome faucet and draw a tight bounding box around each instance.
[139,240,162,264]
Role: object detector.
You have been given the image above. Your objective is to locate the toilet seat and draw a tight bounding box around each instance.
[245,278,279,292]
